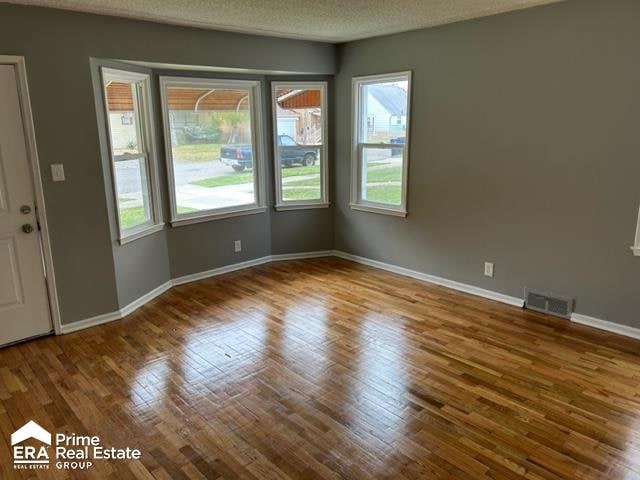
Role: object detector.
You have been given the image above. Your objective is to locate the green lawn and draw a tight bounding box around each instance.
[119,205,147,230]
[282,187,321,201]
[193,165,321,189]
[364,185,402,205]
[177,205,198,214]
[119,204,196,230]
[365,165,402,183]
[361,164,403,204]
[172,143,221,163]
[284,176,320,188]
[282,165,320,178]
[285,165,401,189]
[192,172,254,188]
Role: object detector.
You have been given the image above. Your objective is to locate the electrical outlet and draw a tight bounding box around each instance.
[484,262,494,278]
[234,240,242,253]
[51,164,65,182]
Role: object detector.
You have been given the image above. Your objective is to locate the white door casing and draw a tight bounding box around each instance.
[0,64,52,345]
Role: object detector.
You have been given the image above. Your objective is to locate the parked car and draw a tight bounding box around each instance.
[221,135,319,172]
[220,145,253,172]
[390,136,406,156]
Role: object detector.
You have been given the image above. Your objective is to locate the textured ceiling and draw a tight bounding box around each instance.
[7,0,565,42]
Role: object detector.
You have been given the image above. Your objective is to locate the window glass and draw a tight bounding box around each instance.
[280,135,297,146]
[361,80,408,144]
[361,146,404,206]
[113,158,152,229]
[163,84,258,215]
[103,74,157,234]
[352,73,411,214]
[273,85,326,205]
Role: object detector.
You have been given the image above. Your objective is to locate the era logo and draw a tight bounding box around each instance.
[11,421,51,468]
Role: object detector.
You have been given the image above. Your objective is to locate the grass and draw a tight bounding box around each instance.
[193,165,321,189]
[119,205,147,230]
[282,187,321,201]
[177,206,198,214]
[172,143,221,163]
[192,172,254,188]
[285,166,401,189]
[119,204,197,230]
[364,185,402,205]
[365,165,402,183]
[286,177,319,187]
[282,165,320,178]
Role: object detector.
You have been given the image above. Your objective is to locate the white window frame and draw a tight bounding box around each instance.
[350,71,412,217]
[101,68,164,244]
[271,81,329,210]
[632,205,640,256]
[159,76,267,227]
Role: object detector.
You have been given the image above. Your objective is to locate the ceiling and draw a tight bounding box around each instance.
[8,0,565,43]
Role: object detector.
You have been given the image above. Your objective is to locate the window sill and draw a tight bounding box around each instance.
[275,202,330,212]
[349,203,407,217]
[119,223,165,245]
[631,246,640,257]
[171,206,267,227]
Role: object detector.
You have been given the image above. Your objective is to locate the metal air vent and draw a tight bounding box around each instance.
[524,288,573,319]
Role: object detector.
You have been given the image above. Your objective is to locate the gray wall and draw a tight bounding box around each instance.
[0,3,335,324]
[3,0,638,330]
[334,0,640,328]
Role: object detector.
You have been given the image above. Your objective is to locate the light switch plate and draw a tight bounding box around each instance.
[51,164,65,182]
[484,262,494,278]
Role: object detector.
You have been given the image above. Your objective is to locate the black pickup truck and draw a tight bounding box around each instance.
[221,134,319,172]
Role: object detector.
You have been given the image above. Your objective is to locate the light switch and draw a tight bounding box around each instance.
[484,262,494,278]
[51,164,65,182]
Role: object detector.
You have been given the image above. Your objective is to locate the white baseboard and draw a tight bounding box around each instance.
[171,251,333,287]
[571,313,640,340]
[270,250,334,262]
[171,255,272,287]
[60,281,173,334]
[60,310,121,334]
[119,281,173,317]
[332,250,524,308]
[334,251,640,341]
[61,251,336,334]
[61,250,640,342]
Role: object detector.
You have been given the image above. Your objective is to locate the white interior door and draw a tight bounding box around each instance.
[0,64,51,346]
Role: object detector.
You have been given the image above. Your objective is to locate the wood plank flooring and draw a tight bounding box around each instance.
[1,257,640,479]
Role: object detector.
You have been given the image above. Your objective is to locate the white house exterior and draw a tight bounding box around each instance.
[363,84,408,141]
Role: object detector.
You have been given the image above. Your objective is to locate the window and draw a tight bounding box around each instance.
[159,77,266,225]
[633,206,640,256]
[351,72,412,216]
[101,68,163,243]
[272,82,328,209]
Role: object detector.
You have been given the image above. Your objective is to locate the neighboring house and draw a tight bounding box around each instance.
[276,90,323,145]
[276,105,300,139]
[364,84,407,140]
[109,111,138,151]
[279,107,321,145]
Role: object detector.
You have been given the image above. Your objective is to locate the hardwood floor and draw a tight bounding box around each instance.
[1,257,640,479]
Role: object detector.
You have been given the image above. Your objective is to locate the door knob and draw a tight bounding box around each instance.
[22,224,34,234]
[20,205,32,214]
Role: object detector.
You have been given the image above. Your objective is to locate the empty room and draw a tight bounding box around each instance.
[0,0,639,478]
